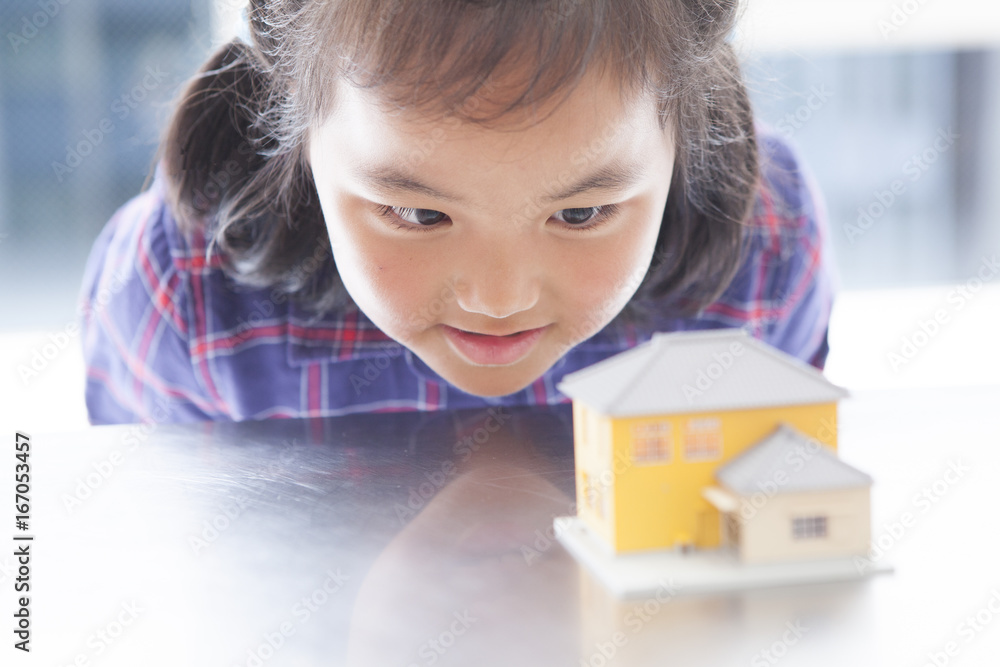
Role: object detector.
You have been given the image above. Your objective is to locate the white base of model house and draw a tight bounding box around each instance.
[553,516,893,598]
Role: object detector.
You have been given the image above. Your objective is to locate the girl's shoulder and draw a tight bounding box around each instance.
[79,169,220,423]
[749,127,828,245]
[684,127,835,368]
[81,167,213,297]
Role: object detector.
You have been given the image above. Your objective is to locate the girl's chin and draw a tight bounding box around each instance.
[396,325,564,397]
[430,354,549,398]
[443,368,541,398]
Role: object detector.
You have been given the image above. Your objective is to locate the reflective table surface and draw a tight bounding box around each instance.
[18,385,1000,666]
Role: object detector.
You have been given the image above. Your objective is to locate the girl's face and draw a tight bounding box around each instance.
[308,68,675,397]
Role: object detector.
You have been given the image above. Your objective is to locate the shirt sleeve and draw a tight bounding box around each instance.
[753,131,838,369]
[697,130,838,370]
[79,181,222,424]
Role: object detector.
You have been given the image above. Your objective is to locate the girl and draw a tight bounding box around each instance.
[80,0,835,424]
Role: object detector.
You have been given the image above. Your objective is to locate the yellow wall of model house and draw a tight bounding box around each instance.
[572,402,615,546]
[609,402,839,553]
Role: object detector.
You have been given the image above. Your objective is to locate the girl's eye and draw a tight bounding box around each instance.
[553,204,621,230]
[555,207,601,226]
[374,202,621,232]
[375,205,448,229]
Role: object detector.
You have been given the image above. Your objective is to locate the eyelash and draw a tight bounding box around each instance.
[373,203,622,233]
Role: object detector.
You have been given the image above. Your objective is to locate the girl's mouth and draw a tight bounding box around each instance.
[442,325,548,366]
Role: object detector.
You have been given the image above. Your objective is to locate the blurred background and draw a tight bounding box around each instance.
[0,0,998,433]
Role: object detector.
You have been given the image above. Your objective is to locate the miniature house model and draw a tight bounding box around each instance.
[556,329,873,566]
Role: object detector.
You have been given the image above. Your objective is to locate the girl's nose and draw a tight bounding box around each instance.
[450,240,541,320]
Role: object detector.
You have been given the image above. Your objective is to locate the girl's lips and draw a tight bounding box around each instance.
[442,325,548,366]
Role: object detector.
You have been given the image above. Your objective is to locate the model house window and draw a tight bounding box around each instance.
[683,417,723,461]
[631,421,672,464]
[792,516,828,539]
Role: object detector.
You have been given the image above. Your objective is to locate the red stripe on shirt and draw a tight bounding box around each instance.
[186,232,230,414]
[425,380,440,409]
[93,309,218,415]
[191,324,286,358]
[307,364,322,416]
[288,323,395,344]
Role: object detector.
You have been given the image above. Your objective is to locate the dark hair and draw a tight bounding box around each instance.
[160,0,758,319]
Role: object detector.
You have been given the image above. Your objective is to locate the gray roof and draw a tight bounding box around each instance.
[715,424,872,495]
[556,329,848,417]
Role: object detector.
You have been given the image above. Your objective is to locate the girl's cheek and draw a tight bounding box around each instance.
[313,185,432,333]
[320,201,387,298]
[336,216,438,333]
[565,213,658,333]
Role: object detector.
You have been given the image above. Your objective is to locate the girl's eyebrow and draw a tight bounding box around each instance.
[356,157,645,206]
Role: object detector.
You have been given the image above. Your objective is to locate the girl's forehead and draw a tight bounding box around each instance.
[328,62,655,137]
[310,68,673,212]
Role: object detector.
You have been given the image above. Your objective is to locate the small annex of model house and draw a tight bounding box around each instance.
[557,329,871,563]
[707,424,872,563]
